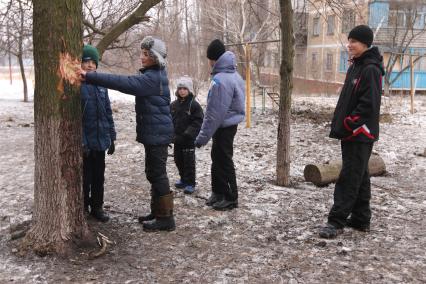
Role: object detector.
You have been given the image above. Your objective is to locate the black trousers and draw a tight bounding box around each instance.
[83,150,106,210]
[174,145,196,186]
[328,141,373,229]
[144,144,171,197]
[211,125,238,201]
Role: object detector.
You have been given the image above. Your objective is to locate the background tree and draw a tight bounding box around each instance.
[0,0,33,102]
[277,0,294,186]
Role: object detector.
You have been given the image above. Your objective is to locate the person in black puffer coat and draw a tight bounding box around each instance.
[319,25,385,239]
[170,76,204,194]
[79,36,175,232]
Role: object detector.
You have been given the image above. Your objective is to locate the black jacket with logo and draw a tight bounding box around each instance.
[170,93,204,147]
[330,46,385,143]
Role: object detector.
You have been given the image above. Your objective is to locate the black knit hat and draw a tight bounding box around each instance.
[348,25,374,47]
[207,39,225,60]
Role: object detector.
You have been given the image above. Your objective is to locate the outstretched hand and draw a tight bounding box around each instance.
[77,68,87,81]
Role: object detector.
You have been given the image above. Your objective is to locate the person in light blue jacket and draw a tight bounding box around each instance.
[195,39,245,211]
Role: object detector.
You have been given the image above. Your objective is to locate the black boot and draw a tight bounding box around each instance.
[346,218,370,232]
[212,199,238,211]
[319,223,343,239]
[143,192,175,232]
[91,207,110,222]
[138,199,156,223]
[205,193,224,206]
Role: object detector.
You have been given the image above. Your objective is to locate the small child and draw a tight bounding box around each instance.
[170,76,203,194]
[81,44,116,222]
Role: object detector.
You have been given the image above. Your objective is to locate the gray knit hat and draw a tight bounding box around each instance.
[176,75,194,94]
[140,36,167,67]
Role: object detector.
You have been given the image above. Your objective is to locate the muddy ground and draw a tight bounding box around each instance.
[0,94,425,283]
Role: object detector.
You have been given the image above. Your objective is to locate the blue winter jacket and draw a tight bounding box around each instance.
[85,66,173,145]
[195,51,245,146]
[81,82,116,151]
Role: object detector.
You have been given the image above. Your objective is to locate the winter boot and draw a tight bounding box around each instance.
[174,180,186,189]
[91,207,110,222]
[212,199,238,211]
[143,192,176,232]
[138,198,156,223]
[346,218,370,232]
[205,193,224,206]
[319,223,343,239]
[183,185,196,194]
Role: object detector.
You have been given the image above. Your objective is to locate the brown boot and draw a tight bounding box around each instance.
[143,192,176,232]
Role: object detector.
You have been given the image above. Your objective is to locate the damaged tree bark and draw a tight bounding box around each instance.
[22,0,92,256]
[304,155,386,187]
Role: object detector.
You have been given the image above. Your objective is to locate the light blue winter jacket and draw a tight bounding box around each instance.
[195,51,245,146]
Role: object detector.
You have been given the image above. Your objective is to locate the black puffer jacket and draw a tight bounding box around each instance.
[330,46,385,143]
[170,93,204,147]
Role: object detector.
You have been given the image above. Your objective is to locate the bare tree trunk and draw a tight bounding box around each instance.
[17,53,28,102]
[23,0,91,256]
[184,0,191,74]
[17,0,28,102]
[276,0,294,186]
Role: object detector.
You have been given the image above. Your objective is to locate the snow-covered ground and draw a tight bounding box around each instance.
[0,79,425,283]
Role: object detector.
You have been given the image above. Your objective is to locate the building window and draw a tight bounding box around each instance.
[327,15,335,35]
[312,52,318,67]
[313,17,320,36]
[339,50,349,72]
[326,53,333,71]
[342,9,355,33]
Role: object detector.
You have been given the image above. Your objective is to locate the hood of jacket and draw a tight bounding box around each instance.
[211,51,237,75]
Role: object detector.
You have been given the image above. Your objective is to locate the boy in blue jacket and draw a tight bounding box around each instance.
[195,39,245,211]
[79,37,175,232]
[81,45,116,222]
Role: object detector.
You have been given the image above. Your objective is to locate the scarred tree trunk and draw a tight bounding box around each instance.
[23,0,90,256]
[276,0,294,186]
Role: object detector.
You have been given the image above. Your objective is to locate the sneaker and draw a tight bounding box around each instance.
[183,185,195,194]
[319,223,343,239]
[174,180,186,189]
[346,219,370,232]
[212,199,238,211]
[205,193,224,206]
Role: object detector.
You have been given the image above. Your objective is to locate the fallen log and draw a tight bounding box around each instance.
[304,155,386,186]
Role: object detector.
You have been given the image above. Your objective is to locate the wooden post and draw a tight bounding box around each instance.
[245,43,251,128]
[410,54,415,114]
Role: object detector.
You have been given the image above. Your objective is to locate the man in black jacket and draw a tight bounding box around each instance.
[320,25,385,238]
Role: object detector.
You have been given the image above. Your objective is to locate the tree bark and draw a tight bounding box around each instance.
[23,0,90,256]
[276,0,294,186]
[304,155,386,187]
[17,53,28,102]
[95,0,162,57]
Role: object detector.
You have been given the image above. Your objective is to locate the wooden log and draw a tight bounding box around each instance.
[304,155,386,186]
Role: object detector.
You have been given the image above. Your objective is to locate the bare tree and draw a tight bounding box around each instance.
[277,0,294,186]
[377,1,426,95]
[0,0,32,102]
[22,0,90,256]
